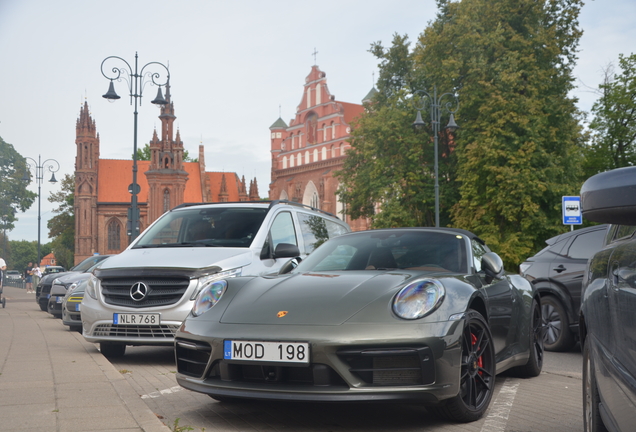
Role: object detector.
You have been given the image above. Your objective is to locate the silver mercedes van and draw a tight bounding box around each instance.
[81,201,350,357]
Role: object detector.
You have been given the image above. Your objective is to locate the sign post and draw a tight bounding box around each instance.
[562,196,582,230]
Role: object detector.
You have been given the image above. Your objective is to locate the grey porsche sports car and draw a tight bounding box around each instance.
[175,228,543,422]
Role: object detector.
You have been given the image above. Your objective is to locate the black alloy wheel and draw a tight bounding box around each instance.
[431,309,496,422]
[583,341,608,432]
[541,295,575,352]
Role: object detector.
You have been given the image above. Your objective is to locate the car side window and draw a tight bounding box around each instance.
[297,213,349,254]
[269,212,298,251]
[471,240,488,273]
[613,225,636,242]
[567,229,607,259]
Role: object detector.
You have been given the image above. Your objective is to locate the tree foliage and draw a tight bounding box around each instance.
[338,0,585,269]
[134,143,196,162]
[0,136,37,230]
[47,174,75,270]
[337,35,459,228]
[583,53,636,177]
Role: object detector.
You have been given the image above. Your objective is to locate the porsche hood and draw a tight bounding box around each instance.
[220,271,413,326]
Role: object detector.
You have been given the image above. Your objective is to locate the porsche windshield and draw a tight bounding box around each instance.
[295,230,469,273]
[133,207,268,248]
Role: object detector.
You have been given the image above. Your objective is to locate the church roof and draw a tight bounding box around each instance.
[96,159,242,203]
[362,87,378,103]
[270,117,288,129]
[338,101,365,126]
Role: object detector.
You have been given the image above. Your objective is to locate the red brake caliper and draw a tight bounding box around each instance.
[471,333,483,375]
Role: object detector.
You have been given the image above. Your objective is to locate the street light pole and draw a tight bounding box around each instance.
[412,86,459,227]
[100,52,170,243]
[23,155,60,266]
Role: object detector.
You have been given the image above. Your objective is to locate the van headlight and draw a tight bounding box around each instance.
[393,279,445,320]
[86,275,99,300]
[190,268,242,300]
[192,280,227,317]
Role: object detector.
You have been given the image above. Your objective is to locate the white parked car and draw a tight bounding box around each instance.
[81,201,350,358]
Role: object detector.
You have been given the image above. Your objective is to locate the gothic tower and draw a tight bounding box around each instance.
[145,82,189,222]
[74,101,100,263]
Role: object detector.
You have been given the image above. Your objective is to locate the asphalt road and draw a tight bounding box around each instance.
[104,343,584,432]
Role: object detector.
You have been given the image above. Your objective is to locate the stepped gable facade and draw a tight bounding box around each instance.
[74,89,257,264]
[268,65,371,231]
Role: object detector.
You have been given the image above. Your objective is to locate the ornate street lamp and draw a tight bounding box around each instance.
[412,86,459,227]
[100,52,170,242]
[22,156,60,266]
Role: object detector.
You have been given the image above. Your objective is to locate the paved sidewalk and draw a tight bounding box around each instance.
[0,286,171,432]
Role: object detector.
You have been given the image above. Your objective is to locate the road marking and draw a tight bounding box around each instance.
[481,378,520,432]
[141,385,184,399]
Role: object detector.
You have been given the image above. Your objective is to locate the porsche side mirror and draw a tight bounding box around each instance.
[278,257,302,275]
[273,243,301,259]
[481,252,504,282]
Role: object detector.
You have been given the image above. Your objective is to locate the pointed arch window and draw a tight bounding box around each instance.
[163,189,170,213]
[107,220,121,251]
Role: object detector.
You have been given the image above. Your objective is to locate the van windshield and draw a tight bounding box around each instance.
[133,207,268,249]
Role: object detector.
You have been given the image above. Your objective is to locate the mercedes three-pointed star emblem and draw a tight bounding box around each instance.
[130,282,149,302]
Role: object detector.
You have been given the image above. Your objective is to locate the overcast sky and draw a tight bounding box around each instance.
[0,0,634,244]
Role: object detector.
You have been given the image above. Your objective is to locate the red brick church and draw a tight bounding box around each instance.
[73,87,258,264]
[268,65,373,231]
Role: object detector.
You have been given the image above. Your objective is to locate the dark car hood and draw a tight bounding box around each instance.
[220,271,413,326]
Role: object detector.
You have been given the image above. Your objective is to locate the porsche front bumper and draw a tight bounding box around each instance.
[175,318,465,404]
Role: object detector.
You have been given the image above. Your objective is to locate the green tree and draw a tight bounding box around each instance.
[339,0,585,269]
[337,34,459,228]
[8,240,37,271]
[583,53,636,177]
[134,143,196,162]
[419,0,585,268]
[0,136,37,230]
[47,174,75,270]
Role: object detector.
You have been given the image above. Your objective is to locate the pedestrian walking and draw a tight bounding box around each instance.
[32,265,42,291]
[24,262,34,293]
[0,256,6,288]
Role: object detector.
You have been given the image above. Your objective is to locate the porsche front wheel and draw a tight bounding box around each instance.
[431,309,496,422]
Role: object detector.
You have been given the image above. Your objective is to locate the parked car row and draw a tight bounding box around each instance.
[31,166,636,429]
[32,199,546,424]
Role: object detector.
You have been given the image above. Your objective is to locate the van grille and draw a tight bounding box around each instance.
[93,324,180,338]
[100,277,190,308]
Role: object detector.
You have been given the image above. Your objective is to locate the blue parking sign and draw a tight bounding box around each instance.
[562,196,582,225]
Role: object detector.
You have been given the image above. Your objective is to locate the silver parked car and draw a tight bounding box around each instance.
[82,201,350,358]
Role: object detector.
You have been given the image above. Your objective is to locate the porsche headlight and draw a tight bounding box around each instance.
[86,275,99,300]
[190,267,242,300]
[393,279,445,320]
[192,280,227,317]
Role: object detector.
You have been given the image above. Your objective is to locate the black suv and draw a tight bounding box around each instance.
[580,166,636,431]
[520,224,608,351]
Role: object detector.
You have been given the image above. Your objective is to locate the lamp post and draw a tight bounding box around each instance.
[22,156,60,266]
[100,52,170,243]
[412,86,459,227]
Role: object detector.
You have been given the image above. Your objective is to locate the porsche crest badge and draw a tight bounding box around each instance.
[277,311,288,318]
